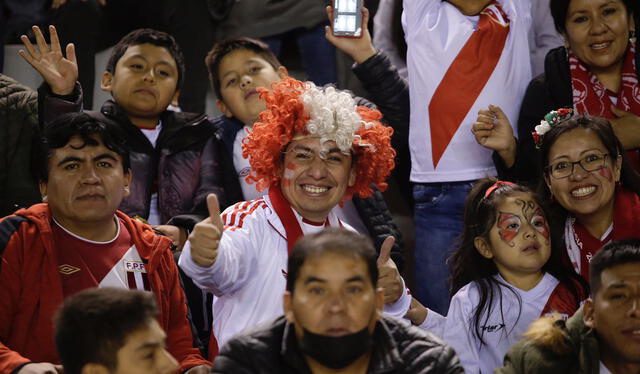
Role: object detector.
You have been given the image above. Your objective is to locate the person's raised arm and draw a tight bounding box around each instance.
[324,6,376,64]
[19,25,77,96]
[472,105,517,168]
[189,194,224,268]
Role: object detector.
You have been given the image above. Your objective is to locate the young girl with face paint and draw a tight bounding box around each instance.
[444,178,588,374]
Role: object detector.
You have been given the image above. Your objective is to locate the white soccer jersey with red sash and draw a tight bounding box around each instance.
[54,217,151,297]
[402,0,532,182]
[179,189,412,349]
[444,273,582,374]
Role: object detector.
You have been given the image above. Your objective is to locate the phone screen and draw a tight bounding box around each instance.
[333,0,362,37]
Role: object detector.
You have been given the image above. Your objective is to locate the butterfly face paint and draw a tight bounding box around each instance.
[531,208,550,240]
[494,197,550,247]
[497,212,520,246]
[485,192,552,283]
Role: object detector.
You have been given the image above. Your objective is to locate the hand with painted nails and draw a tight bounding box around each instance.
[18,25,78,96]
[376,236,403,304]
[472,105,517,168]
[324,5,376,64]
[189,194,224,267]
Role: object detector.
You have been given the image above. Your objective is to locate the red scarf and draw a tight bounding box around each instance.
[268,184,334,255]
[428,1,510,168]
[540,279,586,319]
[569,43,640,170]
[568,187,640,279]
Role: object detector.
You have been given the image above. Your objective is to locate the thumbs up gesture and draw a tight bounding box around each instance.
[189,194,224,267]
[472,105,517,167]
[377,236,403,304]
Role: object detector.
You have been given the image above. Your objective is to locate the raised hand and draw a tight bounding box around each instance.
[472,105,517,167]
[376,236,403,304]
[19,25,78,95]
[189,194,224,267]
[324,6,376,64]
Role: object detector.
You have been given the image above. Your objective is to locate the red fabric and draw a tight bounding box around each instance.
[570,43,640,118]
[0,204,210,373]
[54,218,132,298]
[428,1,510,168]
[540,279,587,318]
[268,185,331,255]
[572,187,640,279]
[569,43,640,171]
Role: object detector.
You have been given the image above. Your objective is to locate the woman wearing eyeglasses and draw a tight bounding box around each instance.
[536,114,640,280]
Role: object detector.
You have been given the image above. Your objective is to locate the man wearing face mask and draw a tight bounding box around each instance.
[211,228,463,374]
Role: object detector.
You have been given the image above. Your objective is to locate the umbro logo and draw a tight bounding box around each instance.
[59,264,81,275]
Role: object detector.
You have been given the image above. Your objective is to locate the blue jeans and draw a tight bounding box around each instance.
[262,21,337,86]
[413,181,474,315]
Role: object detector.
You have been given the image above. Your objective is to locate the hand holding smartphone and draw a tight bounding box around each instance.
[332,0,363,38]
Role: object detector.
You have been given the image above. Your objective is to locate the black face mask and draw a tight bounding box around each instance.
[299,327,373,369]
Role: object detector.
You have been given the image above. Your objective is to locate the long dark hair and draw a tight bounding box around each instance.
[450,178,588,346]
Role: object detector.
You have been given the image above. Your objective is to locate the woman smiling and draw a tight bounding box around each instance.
[537,114,640,279]
[473,0,640,185]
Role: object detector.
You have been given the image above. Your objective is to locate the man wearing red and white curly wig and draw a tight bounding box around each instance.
[179,77,413,350]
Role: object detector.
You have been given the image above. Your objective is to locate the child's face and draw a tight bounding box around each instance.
[480,192,551,283]
[217,48,287,127]
[101,43,179,122]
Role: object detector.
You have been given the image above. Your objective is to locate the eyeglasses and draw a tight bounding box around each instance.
[283,145,352,167]
[546,153,610,179]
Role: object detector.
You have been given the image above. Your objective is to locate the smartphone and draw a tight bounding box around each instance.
[332,0,363,38]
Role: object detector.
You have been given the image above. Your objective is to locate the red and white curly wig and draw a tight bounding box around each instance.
[242,77,395,198]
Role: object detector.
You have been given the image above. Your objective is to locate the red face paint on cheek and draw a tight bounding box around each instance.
[532,208,550,240]
[497,212,520,244]
[499,230,518,244]
[282,162,297,187]
[596,167,613,181]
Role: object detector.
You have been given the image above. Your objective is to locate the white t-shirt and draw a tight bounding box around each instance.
[402,0,532,182]
[140,123,162,225]
[444,273,559,374]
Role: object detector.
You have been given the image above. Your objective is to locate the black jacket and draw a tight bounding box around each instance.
[38,84,225,228]
[495,41,640,187]
[352,53,412,202]
[211,110,406,272]
[0,74,41,217]
[213,316,464,374]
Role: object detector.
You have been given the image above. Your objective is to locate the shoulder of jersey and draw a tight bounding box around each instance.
[221,198,269,231]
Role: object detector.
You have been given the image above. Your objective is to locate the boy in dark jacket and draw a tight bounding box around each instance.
[19,26,224,243]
